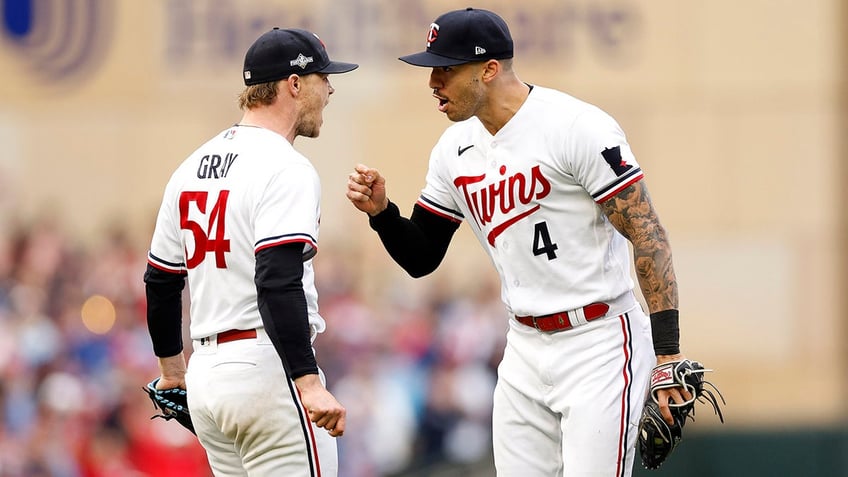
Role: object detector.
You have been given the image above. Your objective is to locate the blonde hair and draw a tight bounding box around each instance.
[237,81,280,110]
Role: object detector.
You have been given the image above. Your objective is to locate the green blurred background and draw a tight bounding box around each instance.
[0,0,844,476]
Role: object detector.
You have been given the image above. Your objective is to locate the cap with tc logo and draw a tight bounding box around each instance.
[399,7,514,67]
[242,28,358,85]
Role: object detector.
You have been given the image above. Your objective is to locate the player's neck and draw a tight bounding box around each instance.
[478,77,531,136]
[238,107,298,144]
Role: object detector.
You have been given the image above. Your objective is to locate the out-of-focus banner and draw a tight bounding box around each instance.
[0,0,642,90]
[0,0,843,428]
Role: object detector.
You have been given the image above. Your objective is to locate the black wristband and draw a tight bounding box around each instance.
[649,309,680,355]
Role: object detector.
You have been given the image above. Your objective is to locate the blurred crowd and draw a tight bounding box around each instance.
[0,215,507,477]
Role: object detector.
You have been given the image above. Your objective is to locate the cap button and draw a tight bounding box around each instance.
[466,7,473,10]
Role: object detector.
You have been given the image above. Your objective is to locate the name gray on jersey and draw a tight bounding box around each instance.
[197,153,238,179]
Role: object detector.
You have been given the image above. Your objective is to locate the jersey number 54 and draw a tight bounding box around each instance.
[179,190,231,269]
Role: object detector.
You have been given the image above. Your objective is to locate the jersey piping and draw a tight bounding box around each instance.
[255,233,318,253]
[592,167,644,204]
[148,252,187,274]
[416,195,464,223]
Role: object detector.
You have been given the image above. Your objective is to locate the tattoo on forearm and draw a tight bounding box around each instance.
[601,182,678,313]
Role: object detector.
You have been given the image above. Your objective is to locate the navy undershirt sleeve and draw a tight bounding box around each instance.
[255,243,318,379]
[368,201,460,278]
[144,265,186,358]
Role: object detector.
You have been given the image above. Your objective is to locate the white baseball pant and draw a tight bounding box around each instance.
[185,327,337,476]
[493,298,654,476]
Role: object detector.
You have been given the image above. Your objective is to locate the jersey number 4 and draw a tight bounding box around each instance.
[179,190,231,269]
[532,221,558,260]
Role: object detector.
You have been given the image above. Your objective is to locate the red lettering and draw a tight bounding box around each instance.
[454,166,552,243]
[651,369,672,387]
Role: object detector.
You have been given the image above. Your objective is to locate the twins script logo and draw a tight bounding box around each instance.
[454,165,551,246]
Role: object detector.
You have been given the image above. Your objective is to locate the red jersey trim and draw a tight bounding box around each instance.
[595,173,644,204]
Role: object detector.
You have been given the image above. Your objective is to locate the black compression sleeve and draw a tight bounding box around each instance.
[255,243,318,379]
[144,265,186,357]
[368,201,460,278]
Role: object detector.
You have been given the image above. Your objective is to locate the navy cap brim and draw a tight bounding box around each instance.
[318,61,359,74]
[398,51,471,67]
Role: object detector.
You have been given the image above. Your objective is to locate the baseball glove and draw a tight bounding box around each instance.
[143,377,195,435]
[637,359,724,470]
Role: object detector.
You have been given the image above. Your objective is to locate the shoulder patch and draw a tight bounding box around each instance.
[601,146,633,176]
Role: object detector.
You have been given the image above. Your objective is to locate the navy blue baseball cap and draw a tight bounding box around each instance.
[399,7,513,67]
[243,28,358,85]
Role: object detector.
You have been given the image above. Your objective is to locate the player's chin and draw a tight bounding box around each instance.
[445,109,471,122]
[299,122,322,139]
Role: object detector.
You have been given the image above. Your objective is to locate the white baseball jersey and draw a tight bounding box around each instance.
[417,86,644,317]
[147,125,326,340]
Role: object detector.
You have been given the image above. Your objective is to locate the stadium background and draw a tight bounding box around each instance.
[0,0,844,475]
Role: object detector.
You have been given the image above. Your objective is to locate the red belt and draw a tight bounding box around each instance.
[216,329,257,344]
[515,302,610,332]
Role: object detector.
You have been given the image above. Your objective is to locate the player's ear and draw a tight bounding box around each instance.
[284,74,301,96]
[481,60,500,83]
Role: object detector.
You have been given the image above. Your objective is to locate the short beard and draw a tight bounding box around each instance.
[448,79,485,122]
[296,118,320,138]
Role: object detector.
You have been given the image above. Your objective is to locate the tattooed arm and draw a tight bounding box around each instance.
[602,180,694,422]
[600,180,678,314]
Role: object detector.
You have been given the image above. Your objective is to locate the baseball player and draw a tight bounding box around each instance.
[346,8,689,476]
[144,28,357,476]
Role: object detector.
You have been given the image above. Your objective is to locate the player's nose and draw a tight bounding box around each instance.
[428,68,443,89]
